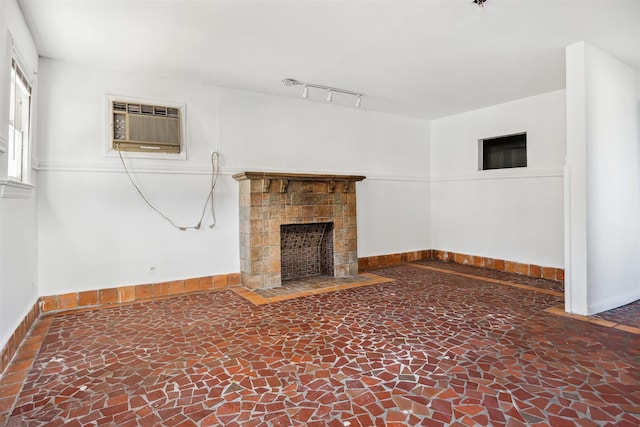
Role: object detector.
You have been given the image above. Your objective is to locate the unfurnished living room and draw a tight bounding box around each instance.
[0,0,639,426]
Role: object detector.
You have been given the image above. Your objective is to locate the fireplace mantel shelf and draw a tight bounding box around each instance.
[233,171,366,183]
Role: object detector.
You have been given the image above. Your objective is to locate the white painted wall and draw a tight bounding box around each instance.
[36,59,431,295]
[218,88,429,178]
[565,42,640,315]
[357,178,430,257]
[36,59,235,295]
[0,0,40,351]
[217,88,431,258]
[430,91,566,267]
[0,193,38,343]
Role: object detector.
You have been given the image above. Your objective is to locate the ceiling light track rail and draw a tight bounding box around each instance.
[282,78,363,107]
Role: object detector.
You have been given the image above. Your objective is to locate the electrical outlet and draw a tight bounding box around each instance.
[149,265,157,275]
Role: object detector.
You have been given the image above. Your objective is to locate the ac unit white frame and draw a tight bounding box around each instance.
[105,94,187,160]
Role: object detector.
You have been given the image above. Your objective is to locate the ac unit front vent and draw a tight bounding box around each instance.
[127,104,141,114]
[111,100,182,154]
[141,104,154,115]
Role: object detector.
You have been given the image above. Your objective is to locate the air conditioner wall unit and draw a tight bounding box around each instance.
[109,97,184,155]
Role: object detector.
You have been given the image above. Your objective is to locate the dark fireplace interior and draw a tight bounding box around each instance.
[280,223,334,281]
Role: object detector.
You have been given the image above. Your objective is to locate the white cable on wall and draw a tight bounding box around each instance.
[117,145,219,230]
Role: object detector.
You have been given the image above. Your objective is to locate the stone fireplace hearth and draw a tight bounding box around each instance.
[233,172,366,290]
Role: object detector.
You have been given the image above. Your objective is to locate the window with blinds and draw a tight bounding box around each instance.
[8,58,32,182]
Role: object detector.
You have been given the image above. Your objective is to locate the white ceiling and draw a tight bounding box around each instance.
[18,0,640,119]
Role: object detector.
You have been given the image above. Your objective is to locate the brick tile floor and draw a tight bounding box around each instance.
[414,259,565,294]
[1,263,639,426]
[594,301,640,329]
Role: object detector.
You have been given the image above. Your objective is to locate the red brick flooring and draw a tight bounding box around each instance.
[1,262,639,426]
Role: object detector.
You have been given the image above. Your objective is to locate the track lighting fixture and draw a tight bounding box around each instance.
[282,78,363,108]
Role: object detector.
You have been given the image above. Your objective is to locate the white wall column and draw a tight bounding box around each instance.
[565,41,640,315]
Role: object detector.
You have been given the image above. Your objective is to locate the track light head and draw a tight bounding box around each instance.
[355,95,362,108]
[282,78,297,86]
[326,90,333,103]
[302,85,309,98]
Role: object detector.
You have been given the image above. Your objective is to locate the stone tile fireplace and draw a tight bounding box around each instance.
[233,172,366,289]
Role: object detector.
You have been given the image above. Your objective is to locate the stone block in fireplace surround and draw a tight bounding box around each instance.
[233,172,366,290]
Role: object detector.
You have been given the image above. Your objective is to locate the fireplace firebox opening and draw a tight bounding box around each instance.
[281,223,334,281]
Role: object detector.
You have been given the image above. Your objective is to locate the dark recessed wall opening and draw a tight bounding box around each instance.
[481,132,527,170]
[280,223,334,281]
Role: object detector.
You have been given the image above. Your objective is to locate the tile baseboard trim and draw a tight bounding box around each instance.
[358,250,434,270]
[38,273,242,316]
[358,249,565,283]
[0,300,40,375]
